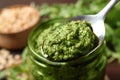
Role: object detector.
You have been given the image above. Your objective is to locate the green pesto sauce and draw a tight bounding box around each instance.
[36,21,99,61]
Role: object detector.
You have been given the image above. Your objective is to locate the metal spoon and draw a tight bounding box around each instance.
[41,0,120,59]
[71,0,119,44]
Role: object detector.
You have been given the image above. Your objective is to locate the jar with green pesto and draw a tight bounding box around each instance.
[28,18,107,80]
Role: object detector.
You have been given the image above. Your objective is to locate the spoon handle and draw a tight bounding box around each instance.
[97,0,119,19]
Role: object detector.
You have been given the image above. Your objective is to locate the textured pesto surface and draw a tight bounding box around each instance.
[36,21,99,61]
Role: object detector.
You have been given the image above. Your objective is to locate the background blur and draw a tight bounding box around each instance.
[0,0,120,80]
[0,0,76,8]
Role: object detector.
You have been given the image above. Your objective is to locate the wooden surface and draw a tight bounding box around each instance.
[106,62,120,80]
[0,0,77,8]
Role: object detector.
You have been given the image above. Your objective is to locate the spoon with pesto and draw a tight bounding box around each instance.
[39,0,119,61]
[72,0,119,43]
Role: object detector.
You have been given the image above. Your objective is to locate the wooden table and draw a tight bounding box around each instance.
[106,62,120,80]
[0,0,76,8]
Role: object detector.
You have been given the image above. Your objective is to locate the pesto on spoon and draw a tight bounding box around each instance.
[40,21,99,61]
[36,0,119,61]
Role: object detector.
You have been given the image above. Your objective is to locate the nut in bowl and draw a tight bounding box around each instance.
[0,5,40,50]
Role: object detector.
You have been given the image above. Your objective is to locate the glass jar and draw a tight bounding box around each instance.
[28,18,107,80]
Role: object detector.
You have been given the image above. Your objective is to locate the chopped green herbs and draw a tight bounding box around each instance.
[35,0,120,63]
[36,21,98,61]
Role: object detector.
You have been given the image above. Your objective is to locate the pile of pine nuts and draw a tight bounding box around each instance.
[0,5,39,33]
[0,49,22,71]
